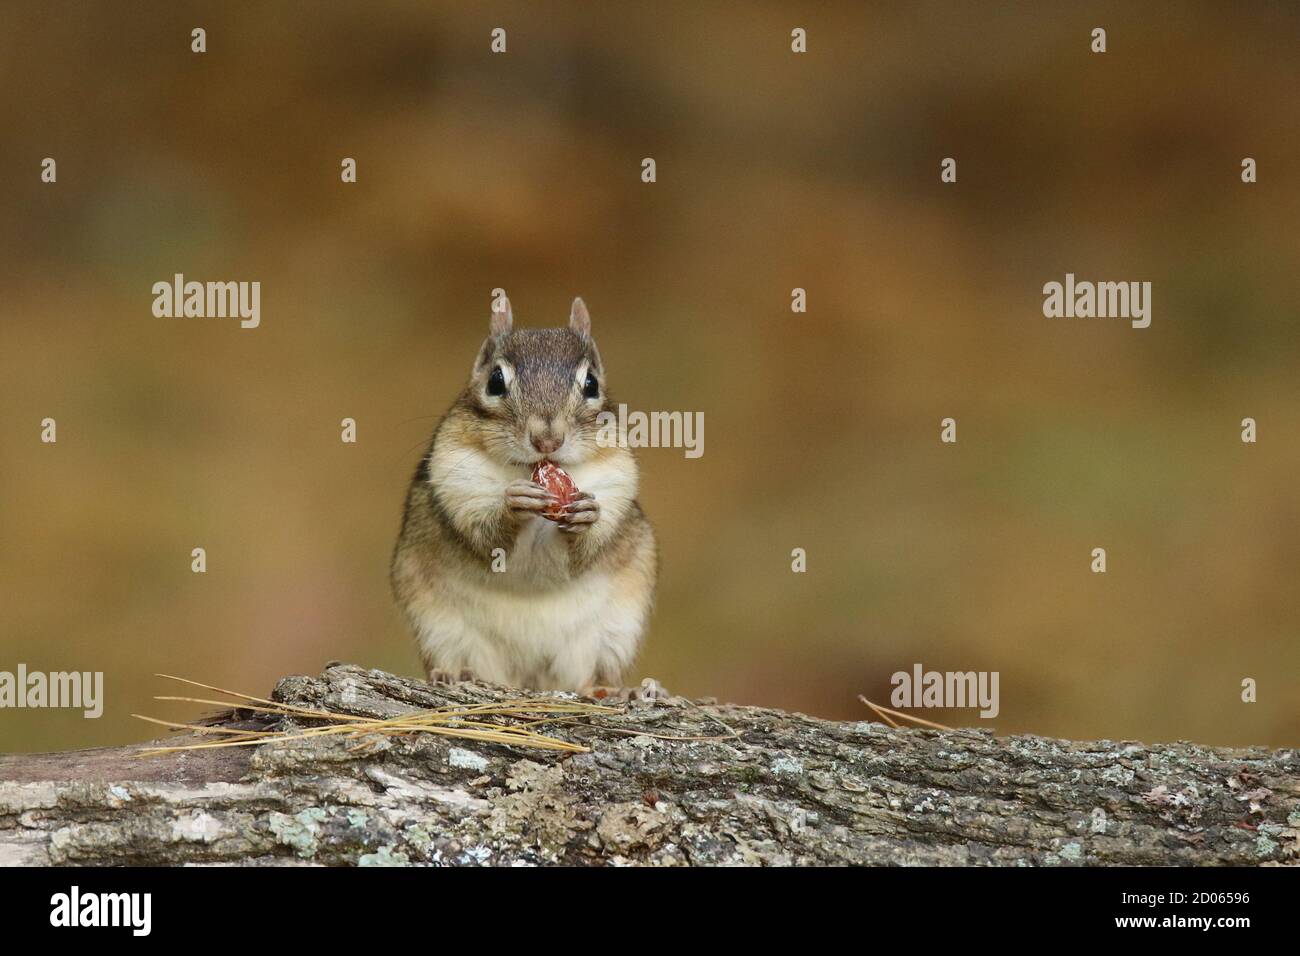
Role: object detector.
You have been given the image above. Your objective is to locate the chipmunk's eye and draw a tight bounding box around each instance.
[487,366,507,397]
[583,370,599,399]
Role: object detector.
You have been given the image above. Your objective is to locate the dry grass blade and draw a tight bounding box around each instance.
[154,674,335,718]
[132,714,277,737]
[858,694,954,731]
[136,675,627,758]
[859,696,901,728]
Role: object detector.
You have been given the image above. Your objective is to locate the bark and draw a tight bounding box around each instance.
[0,663,1296,866]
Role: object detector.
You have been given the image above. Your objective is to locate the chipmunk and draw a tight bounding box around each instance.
[391,296,661,699]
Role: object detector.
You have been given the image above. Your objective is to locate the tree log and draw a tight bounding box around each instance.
[0,664,1295,866]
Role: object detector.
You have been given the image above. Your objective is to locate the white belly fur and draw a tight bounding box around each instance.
[409,547,646,689]
[412,447,648,689]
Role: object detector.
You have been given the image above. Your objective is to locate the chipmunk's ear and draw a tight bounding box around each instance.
[569,297,591,338]
[473,336,495,373]
[490,295,513,338]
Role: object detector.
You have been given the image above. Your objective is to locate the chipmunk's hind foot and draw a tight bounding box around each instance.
[428,668,476,686]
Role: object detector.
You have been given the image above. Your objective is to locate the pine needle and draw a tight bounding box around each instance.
[136,674,623,757]
[858,694,955,731]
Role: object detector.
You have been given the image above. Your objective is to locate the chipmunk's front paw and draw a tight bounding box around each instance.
[559,492,599,533]
[505,479,552,517]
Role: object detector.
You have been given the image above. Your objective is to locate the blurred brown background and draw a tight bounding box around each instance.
[2,1,1297,753]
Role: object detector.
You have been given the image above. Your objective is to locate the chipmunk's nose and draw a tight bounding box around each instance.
[531,433,564,455]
